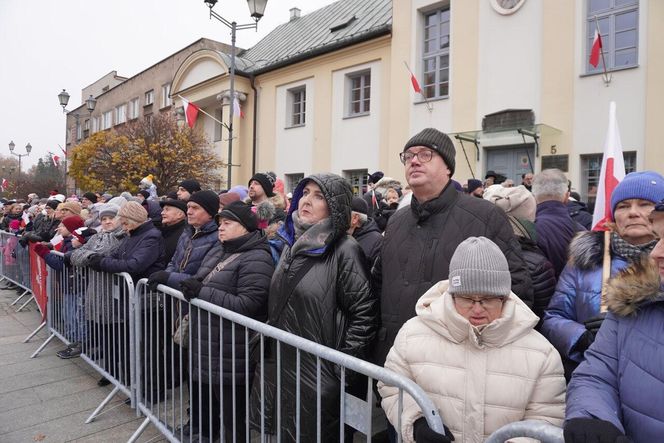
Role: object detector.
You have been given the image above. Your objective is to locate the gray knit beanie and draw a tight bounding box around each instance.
[403,128,456,176]
[448,237,511,297]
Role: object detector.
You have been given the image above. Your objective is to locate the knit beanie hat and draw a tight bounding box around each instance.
[351,196,368,215]
[484,185,537,222]
[467,179,483,194]
[249,172,276,197]
[137,190,150,200]
[107,196,128,208]
[61,215,85,234]
[368,171,384,185]
[219,192,241,207]
[610,171,664,217]
[179,179,201,194]
[57,201,82,215]
[159,197,187,215]
[46,199,60,210]
[216,201,258,232]
[102,193,113,202]
[403,128,456,176]
[448,237,511,297]
[117,201,148,224]
[82,192,98,203]
[98,203,120,219]
[188,190,220,217]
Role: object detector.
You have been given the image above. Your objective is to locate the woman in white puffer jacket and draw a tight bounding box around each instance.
[378,237,565,443]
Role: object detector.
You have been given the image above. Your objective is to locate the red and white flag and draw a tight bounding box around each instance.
[60,145,67,157]
[406,65,422,93]
[181,97,200,128]
[592,101,626,231]
[232,96,245,119]
[1,178,7,192]
[51,154,60,167]
[589,29,602,68]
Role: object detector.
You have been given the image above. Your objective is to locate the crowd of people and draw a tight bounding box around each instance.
[1,127,663,443]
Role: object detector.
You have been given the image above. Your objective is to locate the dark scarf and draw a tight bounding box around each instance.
[290,211,334,256]
[611,231,657,263]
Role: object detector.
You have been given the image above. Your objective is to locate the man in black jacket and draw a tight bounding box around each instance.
[373,128,533,368]
[348,196,382,271]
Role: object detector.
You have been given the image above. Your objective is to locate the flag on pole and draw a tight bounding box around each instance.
[589,29,602,68]
[181,97,200,128]
[1,178,7,192]
[592,101,626,231]
[51,154,60,167]
[59,145,67,157]
[233,96,245,119]
[405,62,422,93]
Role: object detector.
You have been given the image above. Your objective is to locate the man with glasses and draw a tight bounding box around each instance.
[373,127,532,371]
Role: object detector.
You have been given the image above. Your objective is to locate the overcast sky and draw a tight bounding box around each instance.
[0,0,336,170]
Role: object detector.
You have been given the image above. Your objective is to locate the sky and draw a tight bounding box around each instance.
[0,0,337,171]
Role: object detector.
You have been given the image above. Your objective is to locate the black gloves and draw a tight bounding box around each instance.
[413,417,454,443]
[180,278,203,301]
[147,271,170,291]
[574,330,595,355]
[87,254,104,271]
[584,314,606,337]
[564,418,630,443]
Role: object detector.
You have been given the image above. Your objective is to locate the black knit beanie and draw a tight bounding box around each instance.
[83,192,98,203]
[179,179,201,194]
[248,173,275,197]
[403,128,456,176]
[188,190,220,217]
[216,201,258,232]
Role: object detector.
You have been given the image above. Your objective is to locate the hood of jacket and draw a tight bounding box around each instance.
[568,230,610,270]
[414,280,538,348]
[606,256,664,317]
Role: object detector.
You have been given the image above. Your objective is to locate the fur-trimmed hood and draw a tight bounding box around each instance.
[606,257,663,316]
[567,231,608,270]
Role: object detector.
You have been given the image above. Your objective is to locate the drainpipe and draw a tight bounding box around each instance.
[250,74,258,175]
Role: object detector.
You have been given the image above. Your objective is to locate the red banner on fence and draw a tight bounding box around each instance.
[29,244,48,321]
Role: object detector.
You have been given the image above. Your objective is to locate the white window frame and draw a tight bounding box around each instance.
[129,97,140,119]
[76,122,82,140]
[586,0,638,74]
[102,110,113,130]
[161,83,172,108]
[287,86,306,128]
[115,104,127,125]
[421,7,450,99]
[581,150,636,203]
[145,89,154,106]
[346,70,371,117]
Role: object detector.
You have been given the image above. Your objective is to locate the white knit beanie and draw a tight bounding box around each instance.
[448,237,511,297]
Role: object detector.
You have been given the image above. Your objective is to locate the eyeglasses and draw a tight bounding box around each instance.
[399,149,435,165]
[452,295,506,310]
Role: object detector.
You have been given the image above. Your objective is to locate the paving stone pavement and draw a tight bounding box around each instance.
[0,285,166,443]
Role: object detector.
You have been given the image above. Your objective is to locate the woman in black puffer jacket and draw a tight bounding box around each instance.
[249,173,378,443]
[180,201,274,443]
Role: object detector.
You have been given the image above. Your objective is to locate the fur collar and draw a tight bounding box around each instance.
[606,257,663,316]
[567,231,606,270]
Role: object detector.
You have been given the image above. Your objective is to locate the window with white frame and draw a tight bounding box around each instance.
[102,110,113,130]
[422,7,450,99]
[285,173,304,193]
[84,119,90,132]
[76,122,82,140]
[581,151,636,206]
[129,97,140,119]
[586,0,638,73]
[214,108,223,142]
[161,83,171,108]
[287,86,306,127]
[115,104,127,124]
[145,89,154,106]
[92,116,99,133]
[346,70,371,116]
[343,169,369,196]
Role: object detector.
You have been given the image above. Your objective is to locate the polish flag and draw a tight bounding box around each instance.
[51,154,60,167]
[407,67,422,94]
[1,178,7,192]
[60,145,67,157]
[233,96,244,119]
[592,102,626,231]
[589,29,602,68]
[181,97,200,128]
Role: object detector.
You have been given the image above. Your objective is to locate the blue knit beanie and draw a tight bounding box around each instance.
[610,171,664,217]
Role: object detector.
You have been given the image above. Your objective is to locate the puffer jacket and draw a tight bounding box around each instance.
[379,280,566,443]
[373,182,532,366]
[190,230,273,384]
[99,220,165,282]
[165,220,219,289]
[351,217,383,271]
[566,258,664,442]
[249,173,378,443]
[535,200,585,278]
[541,231,630,363]
[160,219,186,264]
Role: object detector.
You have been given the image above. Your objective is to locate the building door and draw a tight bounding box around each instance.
[485,144,535,184]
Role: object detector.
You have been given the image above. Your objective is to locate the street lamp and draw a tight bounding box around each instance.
[204,0,268,189]
[8,141,31,197]
[57,89,97,195]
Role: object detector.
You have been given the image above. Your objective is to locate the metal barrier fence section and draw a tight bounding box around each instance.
[485,420,564,443]
[130,279,445,443]
[0,231,34,311]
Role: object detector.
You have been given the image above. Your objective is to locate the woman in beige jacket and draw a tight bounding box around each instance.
[378,237,565,443]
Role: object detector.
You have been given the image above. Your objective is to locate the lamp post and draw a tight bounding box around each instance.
[58,89,97,195]
[204,0,267,189]
[8,141,31,197]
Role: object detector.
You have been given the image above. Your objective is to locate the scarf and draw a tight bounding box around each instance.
[290,211,334,257]
[611,231,657,263]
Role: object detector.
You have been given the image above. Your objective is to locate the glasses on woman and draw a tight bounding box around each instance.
[399,149,435,165]
[452,295,506,310]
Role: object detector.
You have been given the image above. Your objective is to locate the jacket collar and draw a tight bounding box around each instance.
[409,182,458,223]
[189,219,218,237]
[128,220,154,237]
[606,256,664,316]
[536,200,568,216]
[161,219,186,236]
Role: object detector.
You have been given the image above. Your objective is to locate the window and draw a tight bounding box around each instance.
[422,8,450,99]
[115,104,126,124]
[102,110,113,130]
[84,119,90,131]
[285,173,304,193]
[586,0,638,73]
[91,116,99,133]
[347,70,371,116]
[161,83,171,108]
[76,122,82,141]
[343,169,369,196]
[288,87,306,127]
[128,97,140,119]
[145,89,154,106]
[214,108,223,142]
[581,151,636,205]
[144,113,153,125]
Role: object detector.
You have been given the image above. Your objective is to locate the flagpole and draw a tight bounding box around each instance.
[404,61,433,112]
[58,144,67,196]
[594,16,612,86]
[177,95,226,127]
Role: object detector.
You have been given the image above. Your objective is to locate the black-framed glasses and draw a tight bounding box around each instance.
[399,149,435,165]
[452,295,506,310]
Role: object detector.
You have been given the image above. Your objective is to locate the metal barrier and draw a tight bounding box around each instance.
[30,251,137,424]
[0,230,34,311]
[485,420,564,443]
[130,279,445,443]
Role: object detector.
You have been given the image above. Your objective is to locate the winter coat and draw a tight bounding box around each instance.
[351,218,383,271]
[160,219,186,265]
[535,200,585,278]
[567,200,593,230]
[99,220,165,282]
[165,220,219,289]
[0,214,21,232]
[30,215,60,242]
[379,280,566,443]
[190,230,274,384]
[43,236,74,271]
[566,258,664,442]
[142,199,162,228]
[249,173,378,443]
[373,182,532,366]
[541,231,630,363]
[362,189,382,218]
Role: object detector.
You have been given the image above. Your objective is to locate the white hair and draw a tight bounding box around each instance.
[532,169,568,203]
[352,211,368,225]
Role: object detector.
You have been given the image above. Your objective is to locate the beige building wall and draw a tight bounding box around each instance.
[644,0,664,174]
